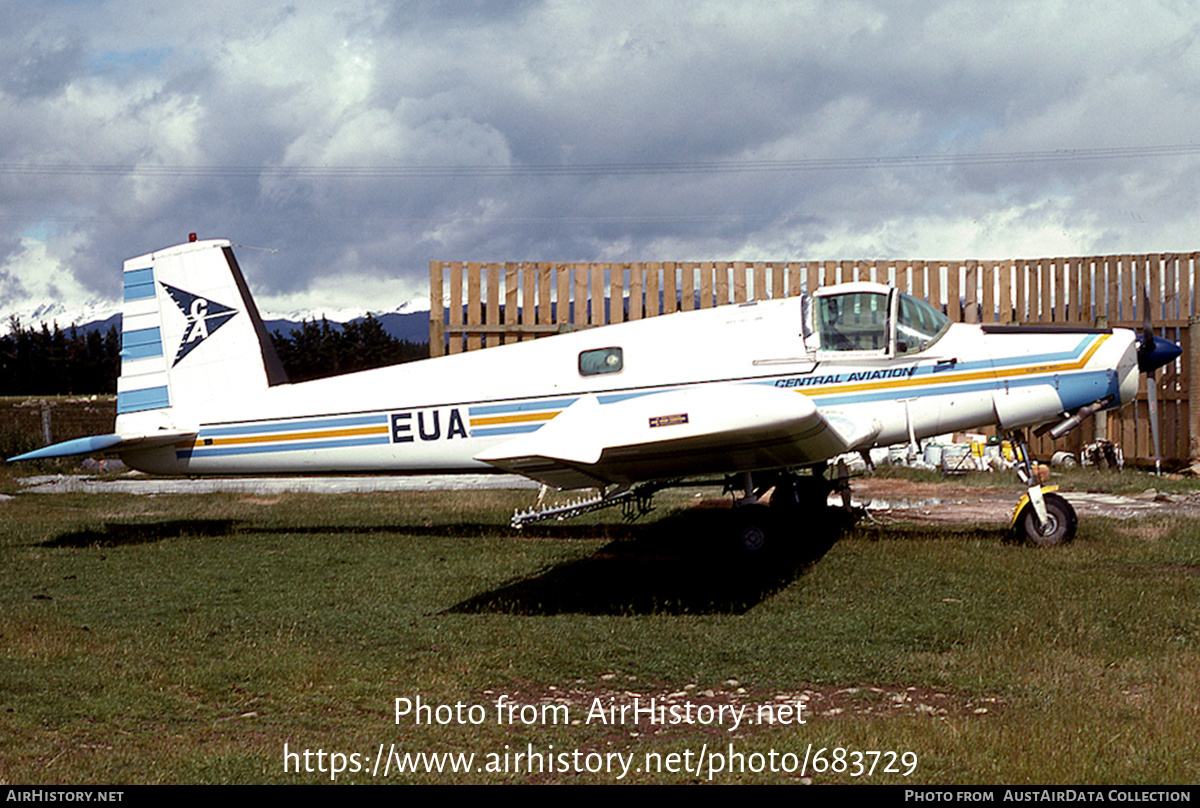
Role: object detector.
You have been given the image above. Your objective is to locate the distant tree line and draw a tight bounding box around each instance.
[0,318,121,395]
[269,315,428,383]
[0,314,428,395]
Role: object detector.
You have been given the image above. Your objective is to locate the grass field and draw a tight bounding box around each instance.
[1,468,1198,784]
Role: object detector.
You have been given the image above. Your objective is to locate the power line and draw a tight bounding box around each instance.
[2,143,1199,180]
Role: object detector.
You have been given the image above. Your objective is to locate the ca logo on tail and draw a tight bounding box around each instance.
[161,282,238,366]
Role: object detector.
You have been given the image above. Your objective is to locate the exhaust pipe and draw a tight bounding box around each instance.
[1034,397,1112,440]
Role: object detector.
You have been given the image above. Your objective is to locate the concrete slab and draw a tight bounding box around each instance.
[17,474,541,495]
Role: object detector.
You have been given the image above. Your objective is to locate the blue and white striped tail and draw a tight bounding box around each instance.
[116,239,287,433]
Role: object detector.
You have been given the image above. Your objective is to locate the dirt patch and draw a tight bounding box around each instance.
[848,477,1200,526]
[481,679,1001,742]
[850,478,1018,525]
[1116,520,1177,540]
[239,496,283,506]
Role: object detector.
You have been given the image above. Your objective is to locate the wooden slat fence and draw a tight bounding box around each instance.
[431,254,1200,466]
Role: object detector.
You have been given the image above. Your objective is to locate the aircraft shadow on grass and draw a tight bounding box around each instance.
[39,518,610,548]
[42,519,243,547]
[39,504,852,614]
[446,507,854,616]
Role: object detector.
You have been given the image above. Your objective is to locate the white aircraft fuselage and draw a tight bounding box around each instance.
[102,241,1139,489]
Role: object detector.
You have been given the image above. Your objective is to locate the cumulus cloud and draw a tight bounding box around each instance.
[2,0,1200,321]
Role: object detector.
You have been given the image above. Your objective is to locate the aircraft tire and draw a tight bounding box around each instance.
[734,505,772,553]
[1015,493,1077,547]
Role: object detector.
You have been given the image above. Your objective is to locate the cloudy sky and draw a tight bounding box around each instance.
[3,0,1200,322]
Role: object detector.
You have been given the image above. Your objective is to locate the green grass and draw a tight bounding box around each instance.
[1,483,1198,784]
[873,461,1200,495]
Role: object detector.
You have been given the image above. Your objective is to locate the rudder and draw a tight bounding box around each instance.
[117,239,286,434]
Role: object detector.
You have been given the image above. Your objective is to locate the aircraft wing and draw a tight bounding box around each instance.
[474,386,880,489]
[7,430,197,462]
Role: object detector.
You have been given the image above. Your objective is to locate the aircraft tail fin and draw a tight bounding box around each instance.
[8,238,285,463]
[117,238,287,432]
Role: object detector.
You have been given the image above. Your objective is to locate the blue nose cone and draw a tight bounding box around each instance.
[1137,334,1183,373]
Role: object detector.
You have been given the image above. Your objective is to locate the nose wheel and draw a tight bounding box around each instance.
[1008,431,1077,546]
[1014,492,1077,546]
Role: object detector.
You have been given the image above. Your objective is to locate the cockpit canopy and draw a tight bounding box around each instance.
[813,284,950,356]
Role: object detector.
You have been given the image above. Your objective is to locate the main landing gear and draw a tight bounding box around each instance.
[730,463,859,554]
[507,465,859,555]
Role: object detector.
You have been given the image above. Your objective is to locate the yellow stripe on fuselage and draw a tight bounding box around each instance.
[470,410,562,427]
[193,424,389,449]
[808,334,1109,398]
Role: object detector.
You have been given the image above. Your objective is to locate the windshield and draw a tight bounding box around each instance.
[895,292,950,355]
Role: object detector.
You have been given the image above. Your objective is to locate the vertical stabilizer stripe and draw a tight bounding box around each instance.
[123,267,156,301]
[121,327,163,360]
[117,386,170,414]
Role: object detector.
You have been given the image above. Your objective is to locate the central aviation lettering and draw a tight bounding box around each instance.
[774,366,917,389]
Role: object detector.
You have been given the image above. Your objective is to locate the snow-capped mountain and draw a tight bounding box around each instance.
[1,297,435,344]
[259,296,430,326]
[264,298,432,344]
[1,298,121,334]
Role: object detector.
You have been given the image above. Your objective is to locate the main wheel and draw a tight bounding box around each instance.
[734,504,772,553]
[1015,492,1077,546]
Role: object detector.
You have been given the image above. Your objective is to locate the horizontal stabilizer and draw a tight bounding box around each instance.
[7,430,197,463]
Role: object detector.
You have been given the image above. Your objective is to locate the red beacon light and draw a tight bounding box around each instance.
[188,233,197,242]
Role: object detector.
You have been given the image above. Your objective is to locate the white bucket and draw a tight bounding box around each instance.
[942,444,972,472]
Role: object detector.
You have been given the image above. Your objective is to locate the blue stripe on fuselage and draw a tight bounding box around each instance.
[197,414,387,438]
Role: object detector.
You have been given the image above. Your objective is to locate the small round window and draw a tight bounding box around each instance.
[579,347,623,376]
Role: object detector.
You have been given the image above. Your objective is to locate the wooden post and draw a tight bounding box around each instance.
[663,261,678,313]
[537,263,552,328]
[730,261,745,304]
[573,263,588,327]
[521,262,537,340]
[556,263,571,329]
[504,262,519,344]
[466,262,481,352]
[485,264,499,348]
[716,261,730,306]
[645,262,660,317]
[447,261,462,354]
[1190,315,1200,461]
[628,263,643,321]
[981,261,995,323]
[428,261,444,357]
[964,260,978,323]
[1076,257,1090,324]
[1053,257,1066,323]
[587,263,602,324]
[611,263,625,322]
[787,261,803,297]
[946,261,961,321]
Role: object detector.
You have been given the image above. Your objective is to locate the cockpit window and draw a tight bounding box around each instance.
[895,293,950,355]
[816,292,888,352]
[579,347,623,376]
